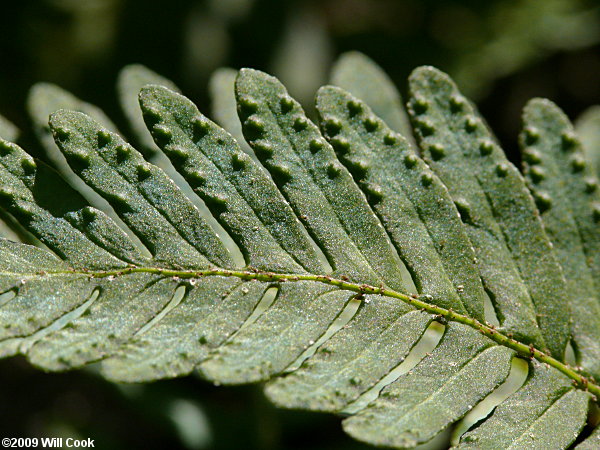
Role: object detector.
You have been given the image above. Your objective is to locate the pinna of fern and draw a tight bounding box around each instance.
[0,52,598,449]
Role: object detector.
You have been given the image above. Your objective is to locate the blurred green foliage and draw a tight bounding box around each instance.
[0,0,598,448]
[3,0,599,154]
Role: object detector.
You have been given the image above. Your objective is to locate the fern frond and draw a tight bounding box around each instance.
[0,55,597,449]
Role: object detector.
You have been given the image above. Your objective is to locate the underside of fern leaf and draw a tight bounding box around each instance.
[0,55,598,449]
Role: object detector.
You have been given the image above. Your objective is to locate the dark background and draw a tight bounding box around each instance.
[0,0,598,449]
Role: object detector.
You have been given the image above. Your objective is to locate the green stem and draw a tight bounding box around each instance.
[40,265,600,399]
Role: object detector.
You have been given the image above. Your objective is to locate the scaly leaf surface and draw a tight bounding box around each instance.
[0,64,597,450]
